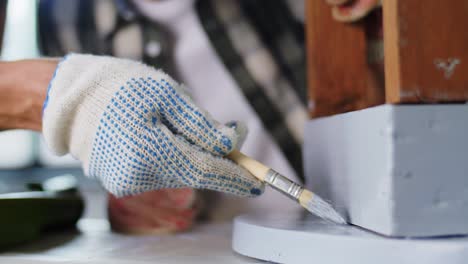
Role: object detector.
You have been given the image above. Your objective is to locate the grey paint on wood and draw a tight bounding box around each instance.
[303,104,468,237]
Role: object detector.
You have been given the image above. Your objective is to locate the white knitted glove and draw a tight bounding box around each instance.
[42,54,264,197]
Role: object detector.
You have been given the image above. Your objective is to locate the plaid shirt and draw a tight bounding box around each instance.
[196,0,307,180]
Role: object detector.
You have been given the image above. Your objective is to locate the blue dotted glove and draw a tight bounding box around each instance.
[42,54,264,197]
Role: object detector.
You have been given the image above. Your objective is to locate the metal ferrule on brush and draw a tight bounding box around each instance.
[264,169,304,201]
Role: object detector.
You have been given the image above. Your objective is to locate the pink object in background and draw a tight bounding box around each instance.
[108,188,199,234]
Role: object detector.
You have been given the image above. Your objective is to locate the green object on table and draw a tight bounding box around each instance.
[0,174,84,249]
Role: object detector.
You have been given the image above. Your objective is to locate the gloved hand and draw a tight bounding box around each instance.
[42,54,264,197]
[325,0,381,22]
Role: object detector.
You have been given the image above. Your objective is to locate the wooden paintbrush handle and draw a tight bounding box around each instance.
[228,150,303,200]
[227,150,270,181]
[229,151,346,223]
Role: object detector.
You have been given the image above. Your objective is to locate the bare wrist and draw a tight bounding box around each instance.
[0,59,58,131]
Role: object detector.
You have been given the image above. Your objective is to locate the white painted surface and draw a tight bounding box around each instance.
[233,212,468,264]
[304,104,468,237]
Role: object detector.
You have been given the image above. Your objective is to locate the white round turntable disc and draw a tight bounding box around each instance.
[232,211,468,264]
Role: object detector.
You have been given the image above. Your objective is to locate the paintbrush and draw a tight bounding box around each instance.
[228,150,346,224]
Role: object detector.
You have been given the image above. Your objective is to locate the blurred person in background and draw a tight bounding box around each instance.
[0,0,379,234]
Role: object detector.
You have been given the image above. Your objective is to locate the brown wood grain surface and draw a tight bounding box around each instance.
[384,0,468,103]
[306,0,384,118]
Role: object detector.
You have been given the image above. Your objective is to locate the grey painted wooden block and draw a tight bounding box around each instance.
[233,212,468,264]
[303,104,468,237]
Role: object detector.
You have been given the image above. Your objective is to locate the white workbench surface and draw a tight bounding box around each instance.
[0,169,263,264]
[0,218,262,264]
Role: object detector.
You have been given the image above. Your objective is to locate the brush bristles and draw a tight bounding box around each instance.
[299,190,346,224]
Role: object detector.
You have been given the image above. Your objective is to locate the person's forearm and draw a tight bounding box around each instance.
[0,59,57,131]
